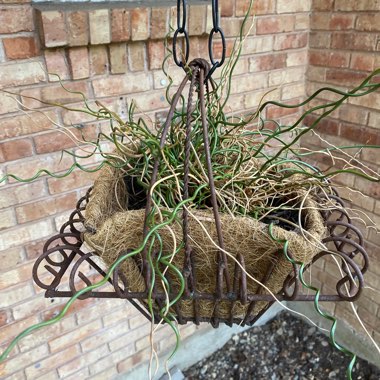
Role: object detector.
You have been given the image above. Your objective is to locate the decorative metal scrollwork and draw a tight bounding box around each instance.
[32,187,369,327]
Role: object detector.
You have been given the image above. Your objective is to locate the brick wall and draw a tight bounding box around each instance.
[0,0,378,378]
[302,0,380,345]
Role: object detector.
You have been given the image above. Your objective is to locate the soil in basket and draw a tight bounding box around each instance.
[124,176,305,232]
[184,312,380,380]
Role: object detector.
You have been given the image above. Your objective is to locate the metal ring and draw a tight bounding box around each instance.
[208,27,226,67]
[173,29,190,68]
[177,0,187,31]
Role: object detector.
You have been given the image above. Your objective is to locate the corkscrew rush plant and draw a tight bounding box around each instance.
[1,1,380,378]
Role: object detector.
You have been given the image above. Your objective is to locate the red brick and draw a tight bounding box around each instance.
[304,115,340,136]
[350,53,375,72]
[274,32,308,51]
[21,81,89,108]
[266,105,299,120]
[111,9,131,42]
[236,0,276,16]
[0,262,34,290]
[309,51,349,68]
[277,0,311,13]
[132,90,168,112]
[335,0,380,11]
[326,68,367,85]
[15,192,78,223]
[67,11,89,46]
[255,0,277,14]
[131,7,149,41]
[117,347,151,373]
[49,320,102,353]
[3,37,39,60]
[361,147,380,165]
[6,151,73,183]
[128,42,145,72]
[339,104,368,125]
[47,169,97,194]
[0,92,18,115]
[269,66,306,86]
[0,138,33,163]
[108,43,127,74]
[25,345,81,379]
[42,296,96,323]
[0,111,58,139]
[250,53,287,72]
[0,248,24,271]
[187,36,207,62]
[44,49,70,81]
[368,112,380,130]
[92,72,150,97]
[0,345,49,379]
[67,47,90,79]
[287,50,308,66]
[61,104,99,125]
[218,18,241,37]
[0,181,46,212]
[295,14,310,30]
[329,51,350,67]
[0,61,45,88]
[89,45,109,75]
[151,7,169,40]
[0,6,33,33]
[311,12,330,30]
[34,126,96,154]
[189,5,206,36]
[309,31,330,48]
[0,208,15,231]
[236,0,254,16]
[313,0,334,11]
[58,345,109,378]
[329,14,355,30]
[331,32,377,51]
[89,9,111,45]
[39,10,67,48]
[256,15,295,35]
[281,83,305,100]
[230,74,266,94]
[340,124,380,145]
[23,239,45,260]
[356,14,380,32]
[220,0,233,17]
[148,41,165,70]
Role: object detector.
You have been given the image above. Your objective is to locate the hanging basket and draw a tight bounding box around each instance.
[32,59,369,328]
[83,162,327,323]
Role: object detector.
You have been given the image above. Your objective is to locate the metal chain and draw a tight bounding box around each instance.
[207,0,226,80]
[172,0,226,80]
[173,0,190,67]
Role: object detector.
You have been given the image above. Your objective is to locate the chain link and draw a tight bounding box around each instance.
[172,0,225,79]
[207,0,226,80]
[173,0,190,67]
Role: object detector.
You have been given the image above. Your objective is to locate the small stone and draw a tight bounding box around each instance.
[307,327,317,336]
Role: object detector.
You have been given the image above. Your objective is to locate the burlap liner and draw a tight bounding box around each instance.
[83,164,326,320]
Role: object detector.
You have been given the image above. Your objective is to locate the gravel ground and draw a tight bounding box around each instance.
[184,312,380,380]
